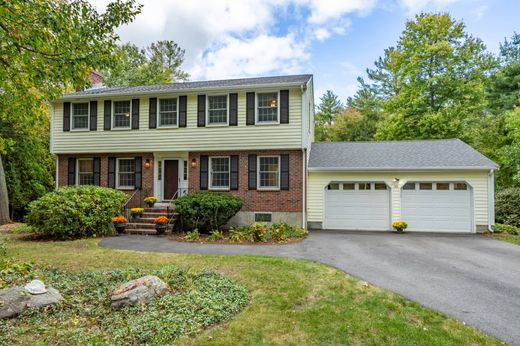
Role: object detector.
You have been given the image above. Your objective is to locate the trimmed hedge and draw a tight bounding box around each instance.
[25,186,127,239]
[175,192,243,232]
[495,187,520,228]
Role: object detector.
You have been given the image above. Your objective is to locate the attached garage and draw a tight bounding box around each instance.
[307,139,499,233]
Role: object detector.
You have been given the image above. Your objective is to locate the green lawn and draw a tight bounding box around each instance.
[487,233,520,246]
[1,230,500,345]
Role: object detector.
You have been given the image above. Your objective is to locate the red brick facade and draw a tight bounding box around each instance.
[57,149,304,212]
[188,150,303,212]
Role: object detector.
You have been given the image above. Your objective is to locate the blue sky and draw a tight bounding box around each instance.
[90,0,520,103]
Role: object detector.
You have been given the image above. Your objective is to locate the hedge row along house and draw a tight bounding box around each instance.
[50,74,498,233]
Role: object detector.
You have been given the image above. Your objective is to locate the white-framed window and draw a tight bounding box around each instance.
[209,156,230,189]
[112,100,131,129]
[207,95,228,125]
[436,182,450,190]
[71,102,89,130]
[258,155,280,190]
[256,92,279,123]
[454,182,468,190]
[327,183,340,190]
[159,98,178,127]
[77,158,94,185]
[358,183,371,190]
[183,160,188,180]
[403,182,416,190]
[419,182,433,190]
[116,158,135,189]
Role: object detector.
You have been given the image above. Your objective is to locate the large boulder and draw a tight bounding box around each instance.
[110,275,168,309]
[0,281,63,319]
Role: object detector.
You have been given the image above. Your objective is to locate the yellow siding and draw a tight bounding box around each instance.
[52,90,302,153]
[308,171,490,227]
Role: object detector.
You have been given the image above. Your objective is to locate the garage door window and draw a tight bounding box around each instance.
[436,182,450,190]
[327,183,339,190]
[374,183,387,190]
[403,182,415,190]
[358,183,371,190]
[454,182,468,190]
[419,183,433,190]
[343,183,355,190]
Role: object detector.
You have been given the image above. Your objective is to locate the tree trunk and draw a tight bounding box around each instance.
[0,154,11,225]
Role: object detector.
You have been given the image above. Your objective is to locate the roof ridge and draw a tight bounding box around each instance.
[313,138,460,144]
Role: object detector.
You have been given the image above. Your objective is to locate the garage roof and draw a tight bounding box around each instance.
[309,139,498,171]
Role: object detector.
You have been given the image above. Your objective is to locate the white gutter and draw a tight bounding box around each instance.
[488,169,495,232]
[308,166,499,172]
[302,148,306,229]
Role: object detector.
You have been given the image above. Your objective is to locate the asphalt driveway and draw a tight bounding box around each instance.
[100,231,520,344]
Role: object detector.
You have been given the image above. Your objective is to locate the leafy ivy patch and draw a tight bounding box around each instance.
[0,266,248,345]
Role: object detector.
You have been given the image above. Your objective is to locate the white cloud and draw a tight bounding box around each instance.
[472,4,489,20]
[304,0,377,24]
[314,28,331,41]
[398,0,463,13]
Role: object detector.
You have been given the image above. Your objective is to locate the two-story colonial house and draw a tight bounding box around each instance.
[50,75,314,227]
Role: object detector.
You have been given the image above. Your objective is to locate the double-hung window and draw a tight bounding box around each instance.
[117,158,135,189]
[258,156,280,189]
[113,100,131,129]
[77,159,94,185]
[159,98,178,127]
[209,157,230,189]
[257,92,278,123]
[207,95,228,125]
[71,103,89,130]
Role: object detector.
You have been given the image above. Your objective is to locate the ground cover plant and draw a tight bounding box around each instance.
[0,226,501,345]
[0,264,247,345]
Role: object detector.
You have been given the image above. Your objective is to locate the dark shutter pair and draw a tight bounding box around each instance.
[107,156,142,189]
[199,155,239,190]
[246,90,289,125]
[149,97,187,128]
[63,101,98,131]
[67,157,101,186]
[247,154,289,190]
[197,94,238,127]
[102,99,140,130]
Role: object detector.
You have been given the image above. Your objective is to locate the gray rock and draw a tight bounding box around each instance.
[0,286,63,319]
[110,275,168,309]
[24,280,47,295]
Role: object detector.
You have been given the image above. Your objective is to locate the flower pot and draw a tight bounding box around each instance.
[114,223,126,234]
[132,213,141,220]
[394,228,404,233]
[146,202,155,208]
[155,223,167,235]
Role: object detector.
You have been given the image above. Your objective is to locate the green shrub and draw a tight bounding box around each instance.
[493,223,520,235]
[287,226,309,238]
[229,226,250,242]
[250,223,268,242]
[184,229,200,242]
[208,230,224,241]
[495,188,520,228]
[175,192,243,232]
[270,223,290,242]
[25,186,127,239]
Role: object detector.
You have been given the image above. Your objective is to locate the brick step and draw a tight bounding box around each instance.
[143,207,173,213]
[124,228,171,235]
[126,223,157,229]
[129,216,178,224]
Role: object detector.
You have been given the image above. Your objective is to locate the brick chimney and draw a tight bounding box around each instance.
[88,71,104,88]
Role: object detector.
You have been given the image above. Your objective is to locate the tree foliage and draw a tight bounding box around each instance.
[101,40,189,87]
[314,90,343,141]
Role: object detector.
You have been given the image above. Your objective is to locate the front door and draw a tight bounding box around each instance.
[163,160,179,200]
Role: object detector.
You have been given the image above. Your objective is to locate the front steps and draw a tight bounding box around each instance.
[125,207,177,235]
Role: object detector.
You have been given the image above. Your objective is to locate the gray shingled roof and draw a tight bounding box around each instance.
[62,74,312,99]
[309,139,498,170]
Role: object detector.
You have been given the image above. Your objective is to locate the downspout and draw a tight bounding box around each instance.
[302,148,306,229]
[488,169,495,232]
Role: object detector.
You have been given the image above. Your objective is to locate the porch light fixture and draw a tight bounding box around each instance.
[144,159,151,169]
[191,158,197,168]
[393,178,399,183]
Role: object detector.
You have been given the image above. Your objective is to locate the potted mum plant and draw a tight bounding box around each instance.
[392,220,408,233]
[112,215,128,234]
[144,196,158,208]
[130,207,144,219]
[154,215,169,235]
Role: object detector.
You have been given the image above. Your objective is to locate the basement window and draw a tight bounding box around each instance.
[255,213,272,222]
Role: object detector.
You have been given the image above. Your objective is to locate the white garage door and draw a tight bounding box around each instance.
[324,182,390,230]
[401,182,472,233]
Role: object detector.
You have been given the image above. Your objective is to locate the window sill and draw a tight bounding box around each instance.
[206,123,229,127]
[255,121,280,126]
[208,187,230,191]
[70,128,90,132]
[257,187,281,191]
[117,186,135,191]
[111,127,132,131]
[157,125,179,129]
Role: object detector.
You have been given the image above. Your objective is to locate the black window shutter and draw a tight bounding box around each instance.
[280,154,290,190]
[229,93,238,126]
[149,98,157,129]
[93,157,101,186]
[67,157,76,185]
[246,92,255,125]
[280,90,289,124]
[134,156,142,189]
[89,101,97,131]
[248,154,257,190]
[108,157,116,188]
[200,155,208,190]
[63,102,71,131]
[131,99,140,129]
[104,100,112,130]
[179,96,187,127]
[197,95,206,127]
[230,155,239,190]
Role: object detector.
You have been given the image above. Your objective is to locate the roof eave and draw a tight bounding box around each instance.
[57,80,309,101]
[308,166,499,172]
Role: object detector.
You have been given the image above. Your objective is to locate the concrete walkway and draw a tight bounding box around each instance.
[100,231,520,345]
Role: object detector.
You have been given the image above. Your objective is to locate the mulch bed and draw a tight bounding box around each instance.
[167,233,305,245]
[0,222,23,233]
